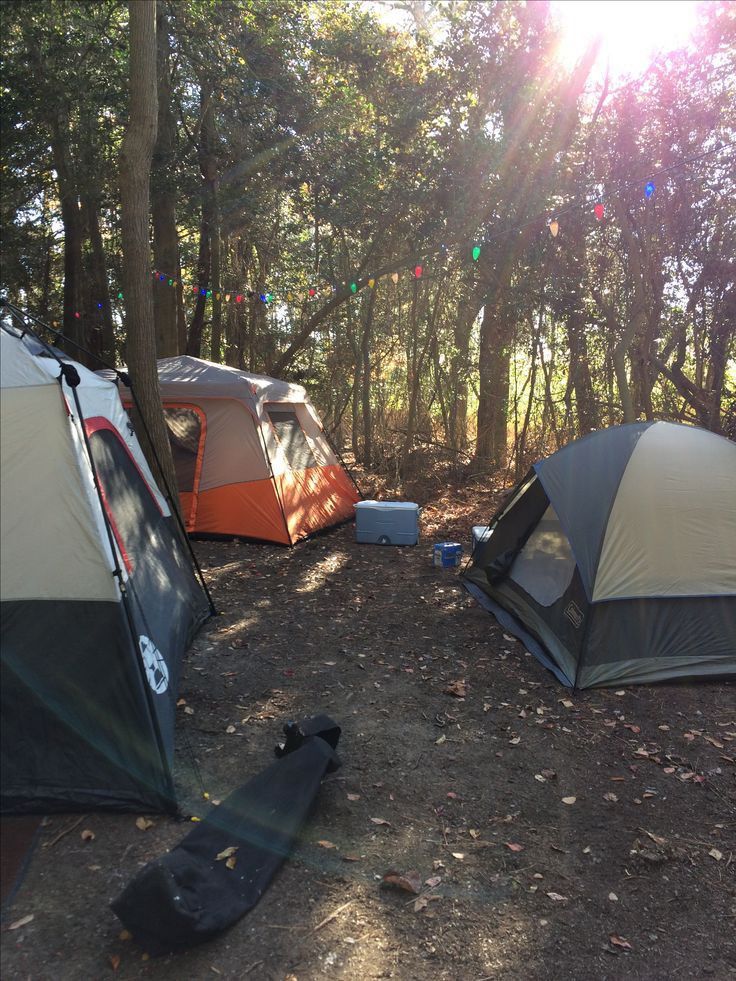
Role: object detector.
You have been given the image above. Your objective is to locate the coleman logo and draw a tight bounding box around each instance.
[139,635,169,694]
[564,601,584,629]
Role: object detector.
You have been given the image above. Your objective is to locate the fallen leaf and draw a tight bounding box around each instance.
[509,736,521,745]
[435,734,446,745]
[225,855,237,870]
[703,735,724,749]
[609,934,632,950]
[424,875,442,888]
[535,774,547,783]
[615,690,626,696]
[561,796,577,805]
[135,817,154,831]
[81,829,95,842]
[603,792,618,802]
[370,817,391,826]
[215,846,239,861]
[109,954,120,972]
[642,830,667,846]
[8,914,34,931]
[483,703,492,713]
[469,829,480,839]
[413,895,429,912]
[451,852,465,860]
[541,769,557,780]
[546,891,567,902]
[559,699,574,709]
[445,680,468,698]
[225,725,236,734]
[184,706,195,715]
[433,859,445,871]
[342,854,361,862]
[708,848,723,861]
[317,840,337,849]
[608,892,618,902]
[505,842,525,852]
[381,870,422,894]
[347,793,361,801]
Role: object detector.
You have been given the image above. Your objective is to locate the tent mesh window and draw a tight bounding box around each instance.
[89,428,164,570]
[267,407,317,471]
[163,407,203,493]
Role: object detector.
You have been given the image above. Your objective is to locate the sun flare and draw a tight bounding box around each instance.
[552,0,699,79]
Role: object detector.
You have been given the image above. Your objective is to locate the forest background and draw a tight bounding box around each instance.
[2,0,735,485]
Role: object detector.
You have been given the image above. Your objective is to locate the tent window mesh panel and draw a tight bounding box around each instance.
[267,408,317,471]
[89,429,163,570]
[163,407,202,493]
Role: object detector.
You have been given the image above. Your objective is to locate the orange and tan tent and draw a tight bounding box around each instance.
[111,356,359,545]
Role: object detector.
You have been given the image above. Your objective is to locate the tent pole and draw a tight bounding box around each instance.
[321,425,364,499]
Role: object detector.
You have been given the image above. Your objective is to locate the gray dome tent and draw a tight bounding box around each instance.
[462,422,736,689]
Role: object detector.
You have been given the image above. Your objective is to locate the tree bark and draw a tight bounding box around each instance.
[476,297,511,465]
[119,0,180,512]
[49,106,86,357]
[151,5,180,357]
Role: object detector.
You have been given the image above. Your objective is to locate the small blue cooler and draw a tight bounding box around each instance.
[433,542,463,568]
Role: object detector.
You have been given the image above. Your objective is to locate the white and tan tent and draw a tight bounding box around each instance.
[463,422,736,688]
[106,356,359,545]
[0,324,210,813]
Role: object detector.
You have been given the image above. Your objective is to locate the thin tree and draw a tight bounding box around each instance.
[119,0,180,512]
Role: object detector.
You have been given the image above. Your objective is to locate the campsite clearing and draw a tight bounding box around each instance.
[2,485,734,980]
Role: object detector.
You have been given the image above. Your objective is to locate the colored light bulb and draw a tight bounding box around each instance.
[350,282,357,293]
[549,220,559,238]
[309,288,316,297]
[391,272,399,284]
[414,265,423,278]
[472,246,481,261]
[645,181,655,199]
[368,278,375,288]
[236,295,243,303]
[594,203,605,221]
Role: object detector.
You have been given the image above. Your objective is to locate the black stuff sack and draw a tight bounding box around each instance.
[111,715,341,955]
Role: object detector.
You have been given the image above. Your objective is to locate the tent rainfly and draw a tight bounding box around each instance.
[0,324,211,814]
[104,356,360,545]
[462,422,736,689]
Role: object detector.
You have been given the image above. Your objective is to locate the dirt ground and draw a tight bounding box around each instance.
[2,481,735,981]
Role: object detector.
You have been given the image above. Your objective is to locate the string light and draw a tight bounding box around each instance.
[117,142,731,317]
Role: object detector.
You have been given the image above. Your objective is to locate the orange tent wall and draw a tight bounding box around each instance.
[277,464,359,542]
[192,478,292,544]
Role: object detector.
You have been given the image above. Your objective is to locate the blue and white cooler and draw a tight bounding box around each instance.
[433,542,463,568]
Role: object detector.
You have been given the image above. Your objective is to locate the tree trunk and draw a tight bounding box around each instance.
[186,85,216,357]
[475,298,511,466]
[119,0,179,513]
[82,191,116,361]
[361,288,376,467]
[151,4,180,357]
[49,106,86,357]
